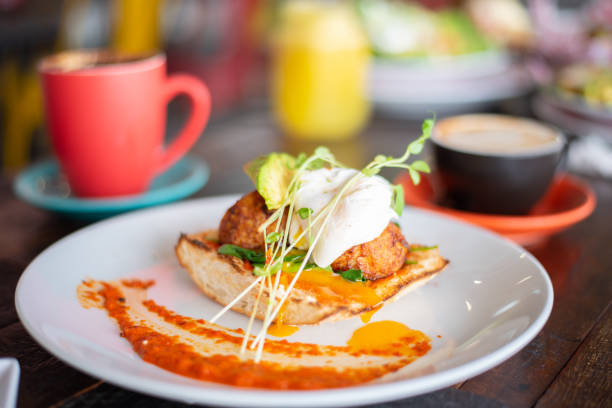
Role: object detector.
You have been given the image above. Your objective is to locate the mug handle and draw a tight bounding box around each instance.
[156,74,211,174]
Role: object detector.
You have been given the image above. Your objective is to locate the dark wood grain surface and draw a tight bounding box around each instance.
[1,109,610,408]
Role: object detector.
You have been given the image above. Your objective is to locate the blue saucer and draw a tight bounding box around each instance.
[14,156,209,221]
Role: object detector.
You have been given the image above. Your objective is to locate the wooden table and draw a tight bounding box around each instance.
[1,109,610,408]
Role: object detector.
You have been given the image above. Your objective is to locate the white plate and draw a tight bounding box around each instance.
[369,58,533,118]
[544,90,612,124]
[370,51,513,82]
[533,92,612,139]
[15,195,553,407]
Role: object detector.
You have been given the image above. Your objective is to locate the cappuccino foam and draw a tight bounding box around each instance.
[434,115,562,155]
[40,50,157,73]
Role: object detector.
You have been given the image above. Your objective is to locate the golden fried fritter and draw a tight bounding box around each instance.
[218,191,282,250]
[331,222,409,280]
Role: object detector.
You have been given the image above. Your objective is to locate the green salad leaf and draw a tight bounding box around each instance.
[339,269,367,282]
[218,244,265,264]
[284,253,306,263]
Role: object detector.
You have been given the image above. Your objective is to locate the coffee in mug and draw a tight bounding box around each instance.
[39,49,211,198]
[40,50,155,71]
[434,115,563,155]
[432,114,565,215]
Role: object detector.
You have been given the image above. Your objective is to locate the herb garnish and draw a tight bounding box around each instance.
[297,207,314,219]
[391,184,405,216]
[338,269,367,282]
[283,253,305,263]
[219,245,312,269]
[218,244,265,264]
[253,262,281,277]
[410,245,438,252]
[265,232,281,244]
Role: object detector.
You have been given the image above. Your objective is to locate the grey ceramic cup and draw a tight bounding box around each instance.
[432,114,566,215]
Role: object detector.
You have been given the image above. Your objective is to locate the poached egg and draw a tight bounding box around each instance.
[289,168,397,267]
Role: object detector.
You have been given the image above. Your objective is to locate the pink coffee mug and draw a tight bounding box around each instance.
[39,50,211,197]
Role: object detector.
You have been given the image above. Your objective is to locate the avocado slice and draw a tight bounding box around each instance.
[243,152,296,210]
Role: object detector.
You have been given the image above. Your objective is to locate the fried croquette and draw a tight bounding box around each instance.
[331,222,409,280]
[218,191,284,250]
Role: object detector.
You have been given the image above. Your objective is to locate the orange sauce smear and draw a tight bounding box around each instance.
[77,279,431,390]
[76,282,102,309]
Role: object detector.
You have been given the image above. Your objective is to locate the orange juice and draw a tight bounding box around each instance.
[272,1,370,141]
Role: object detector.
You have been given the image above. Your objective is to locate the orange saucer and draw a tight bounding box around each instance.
[395,172,596,246]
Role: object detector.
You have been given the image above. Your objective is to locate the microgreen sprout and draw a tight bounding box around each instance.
[410,245,438,252]
[360,117,434,177]
[297,207,313,219]
[284,253,306,263]
[265,232,281,244]
[391,184,405,216]
[253,262,281,277]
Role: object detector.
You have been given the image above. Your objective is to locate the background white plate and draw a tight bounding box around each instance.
[16,195,553,407]
[533,92,612,139]
[369,53,533,118]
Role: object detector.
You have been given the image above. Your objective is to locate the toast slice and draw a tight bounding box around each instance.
[175,230,448,325]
